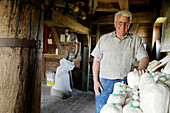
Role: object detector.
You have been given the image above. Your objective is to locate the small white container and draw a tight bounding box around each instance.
[46,72,55,86]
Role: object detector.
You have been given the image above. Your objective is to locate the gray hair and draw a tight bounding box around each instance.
[114,10,132,24]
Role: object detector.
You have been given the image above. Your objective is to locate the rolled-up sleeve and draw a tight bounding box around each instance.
[135,37,149,61]
[91,38,103,60]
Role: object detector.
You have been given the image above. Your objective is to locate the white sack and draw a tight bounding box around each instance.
[140,73,169,113]
[100,103,123,113]
[107,94,125,105]
[113,90,127,99]
[126,88,138,98]
[52,58,75,93]
[123,104,143,113]
[127,71,140,90]
[165,80,170,88]
[125,98,140,108]
[114,82,127,92]
[154,72,169,83]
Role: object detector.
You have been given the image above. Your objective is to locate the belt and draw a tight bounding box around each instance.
[114,76,127,80]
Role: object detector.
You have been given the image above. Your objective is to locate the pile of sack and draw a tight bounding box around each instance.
[101,71,170,113]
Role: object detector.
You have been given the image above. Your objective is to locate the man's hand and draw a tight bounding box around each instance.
[136,68,148,76]
[92,57,103,95]
[137,57,149,76]
[94,80,103,95]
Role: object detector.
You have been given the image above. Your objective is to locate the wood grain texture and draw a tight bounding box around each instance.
[118,0,129,10]
[0,0,42,113]
[44,11,89,35]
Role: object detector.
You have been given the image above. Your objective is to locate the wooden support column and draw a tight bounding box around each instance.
[82,35,91,91]
[0,1,42,113]
[82,47,89,91]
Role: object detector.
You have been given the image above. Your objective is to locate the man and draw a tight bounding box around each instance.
[91,10,149,113]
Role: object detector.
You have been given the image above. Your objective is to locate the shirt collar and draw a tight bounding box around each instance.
[112,31,131,39]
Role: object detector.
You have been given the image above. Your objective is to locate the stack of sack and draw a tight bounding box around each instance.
[140,72,170,113]
[100,70,170,113]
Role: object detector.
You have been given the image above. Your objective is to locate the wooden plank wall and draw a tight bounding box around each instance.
[0,0,42,113]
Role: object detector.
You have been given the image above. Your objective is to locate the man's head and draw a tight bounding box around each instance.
[114,10,132,39]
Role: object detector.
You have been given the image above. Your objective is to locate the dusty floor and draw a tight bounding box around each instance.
[41,83,95,113]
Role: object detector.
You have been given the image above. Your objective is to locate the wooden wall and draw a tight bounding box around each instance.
[0,0,43,113]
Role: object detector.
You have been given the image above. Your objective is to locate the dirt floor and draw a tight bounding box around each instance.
[41,83,95,113]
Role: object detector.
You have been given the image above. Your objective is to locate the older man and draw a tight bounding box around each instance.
[91,10,149,113]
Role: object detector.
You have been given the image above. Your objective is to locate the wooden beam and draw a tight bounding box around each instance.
[44,11,89,35]
[43,53,64,59]
[93,0,99,14]
[96,3,119,12]
[99,0,118,3]
[84,12,154,24]
[50,27,65,56]
[129,23,140,34]
[118,0,129,10]
[82,47,89,91]
[96,7,119,12]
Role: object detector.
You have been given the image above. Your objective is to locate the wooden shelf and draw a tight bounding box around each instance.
[43,53,65,59]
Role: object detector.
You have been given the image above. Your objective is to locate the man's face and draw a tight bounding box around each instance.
[114,15,130,38]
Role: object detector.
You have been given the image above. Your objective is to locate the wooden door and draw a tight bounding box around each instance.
[0,0,43,113]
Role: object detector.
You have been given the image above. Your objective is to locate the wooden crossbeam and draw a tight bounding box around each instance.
[84,12,154,24]
[96,3,119,12]
[44,11,89,35]
[99,0,118,3]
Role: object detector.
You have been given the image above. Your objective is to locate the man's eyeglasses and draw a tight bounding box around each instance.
[116,21,129,26]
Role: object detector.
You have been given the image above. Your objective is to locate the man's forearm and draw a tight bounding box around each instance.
[93,58,100,82]
[138,57,149,70]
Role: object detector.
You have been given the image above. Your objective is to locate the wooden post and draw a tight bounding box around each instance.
[0,1,42,113]
[82,47,89,91]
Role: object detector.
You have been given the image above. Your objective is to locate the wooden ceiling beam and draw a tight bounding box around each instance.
[44,11,89,35]
[84,12,154,24]
[96,2,119,12]
[118,0,129,10]
[98,0,118,3]
[45,0,66,7]
[96,7,119,12]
